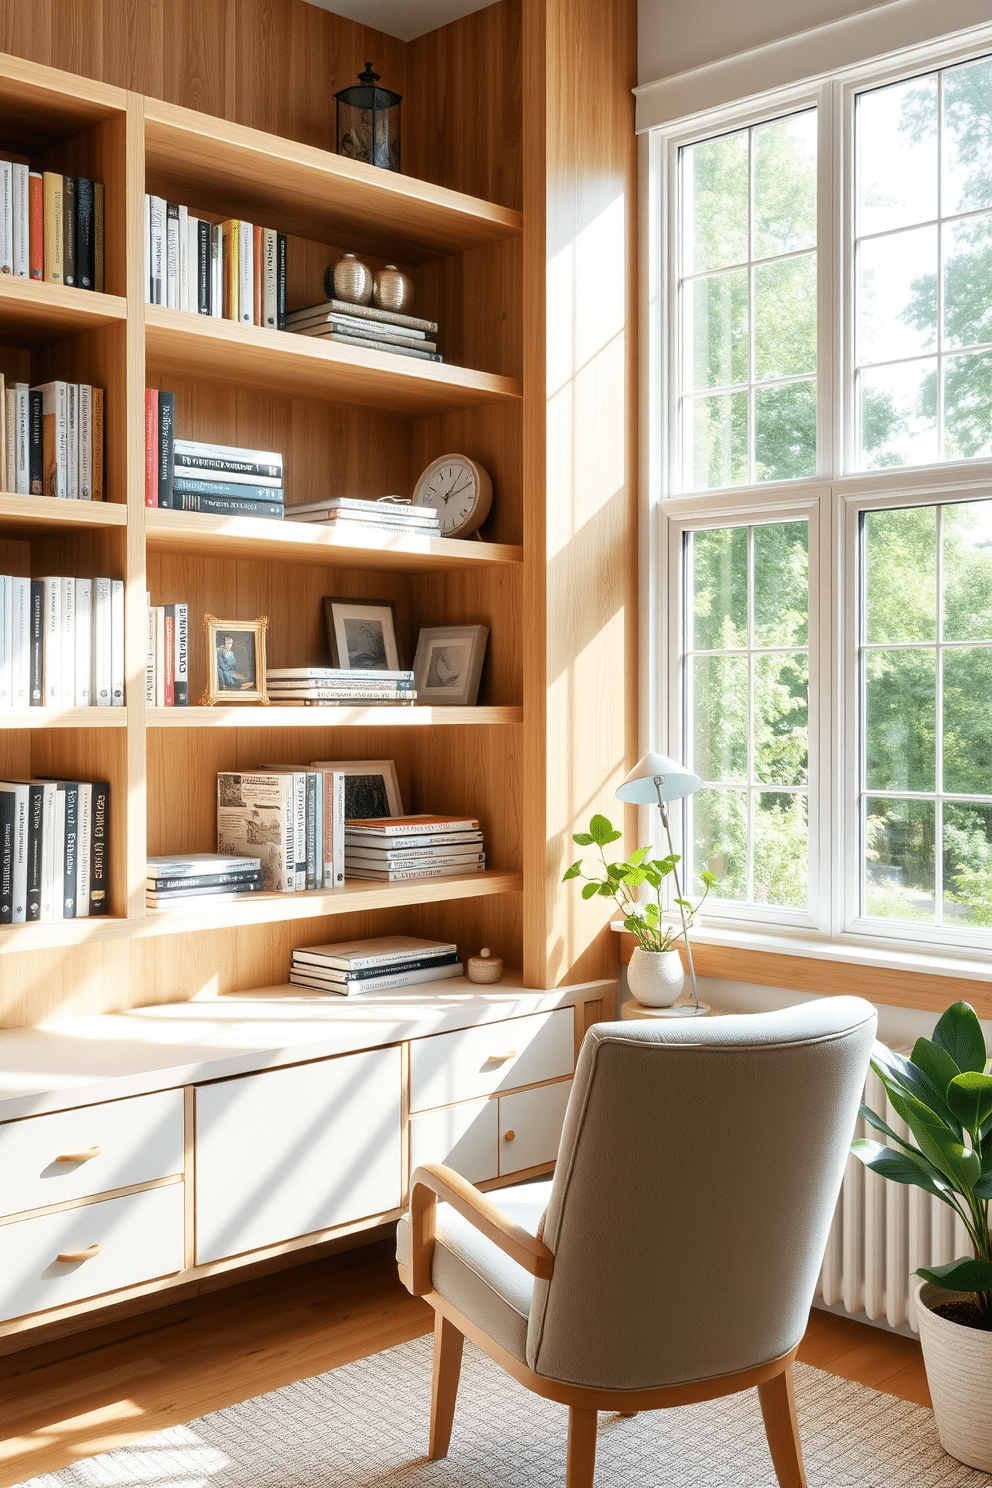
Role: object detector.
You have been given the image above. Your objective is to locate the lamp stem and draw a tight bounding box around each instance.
[655,778,700,1011]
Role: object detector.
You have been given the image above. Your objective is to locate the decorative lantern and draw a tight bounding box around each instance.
[335,64,401,173]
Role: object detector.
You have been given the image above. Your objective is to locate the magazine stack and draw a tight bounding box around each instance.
[284,497,440,540]
[344,814,485,882]
[264,667,416,707]
[289,935,462,995]
[147,853,263,910]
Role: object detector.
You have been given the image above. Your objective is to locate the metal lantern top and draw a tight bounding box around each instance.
[335,63,401,172]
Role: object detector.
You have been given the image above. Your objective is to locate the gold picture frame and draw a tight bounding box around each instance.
[201,615,270,706]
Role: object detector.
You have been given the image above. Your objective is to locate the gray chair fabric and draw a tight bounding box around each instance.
[402,996,876,1394]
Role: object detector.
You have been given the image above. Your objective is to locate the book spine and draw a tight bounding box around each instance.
[163,610,175,706]
[14,382,29,495]
[75,577,92,707]
[28,389,42,494]
[154,606,165,707]
[61,175,76,287]
[144,388,158,507]
[149,870,262,892]
[12,162,28,277]
[92,386,104,500]
[76,176,95,290]
[157,389,175,508]
[143,195,150,302]
[94,181,104,293]
[52,381,68,499]
[75,782,91,917]
[43,575,61,707]
[0,574,10,707]
[177,203,189,312]
[24,783,43,920]
[28,172,43,279]
[147,877,263,903]
[111,578,124,706]
[89,781,109,915]
[2,384,11,492]
[173,442,282,474]
[61,782,78,918]
[294,962,464,994]
[66,382,78,500]
[175,493,284,518]
[10,578,29,708]
[252,223,262,325]
[346,863,484,882]
[262,227,277,328]
[93,575,112,706]
[238,220,253,324]
[171,602,188,706]
[59,575,75,707]
[43,782,60,921]
[173,477,283,500]
[165,202,179,308]
[288,298,438,335]
[273,688,413,702]
[326,331,442,362]
[305,770,316,890]
[7,787,27,922]
[0,791,13,923]
[313,769,323,889]
[197,217,210,314]
[277,233,287,329]
[222,219,238,320]
[172,462,281,486]
[298,952,460,981]
[292,771,306,890]
[332,770,345,888]
[346,850,487,868]
[78,384,92,499]
[28,579,43,705]
[210,223,223,317]
[149,196,165,304]
[1,160,14,276]
[145,595,155,705]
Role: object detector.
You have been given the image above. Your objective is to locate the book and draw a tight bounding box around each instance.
[173,477,283,501]
[148,852,261,880]
[277,232,287,329]
[262,226,277,328]
[78,384,92,499]
[344,862,485,882]
[0,575,9,707]
[221,218,238,319]
[174,492,284,518]
[344,829,484,849]
[291,950,461,981]
[148,195,166,303]
[337,813,480,834]
[210,223,223,318]
[144,387,158,506]
[12,163,28,278]
[196,216,210,313]
[42,576,61,706]
[173,441,282,479]
[13,382,29,494]
[285,497,438,523]
[298,328,443,362]
[76,781,91,917]
[157,390,175,507]
[286,299,438,335]
[285,516,438,539]
[111,579,124,706]
[58,575,75,708]
[265,688,415,703]
[253,222,262,325]
[75,176,95,289]
[147,868,262,892]
[238,219,253,324]
[289,314,437,352]
[0,787,13,922]
[0,159,10,275]
[344,847,487,867]
[66,382,78,500]
[34,380,68,499]
[89,780,110,915]
[62,175,76,287]
[167,602,188,706]
[92,387,104,500]
[178,203,189,311]
[288,961,464,995]
[163,609,174,705]
[292,935,457,971]
[147,876,263,906]
[28,171,43,279]
[28,579,43,705]
[93,575,112,706]
[217,772,296,892]
[94,180,104,292]
[0,783,28,922]
[269,666,414,683]
[75,577,92,707]
[43,172,62,284]
[166,201,179,307]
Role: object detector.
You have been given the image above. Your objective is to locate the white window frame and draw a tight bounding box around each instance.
[646,22,992,968]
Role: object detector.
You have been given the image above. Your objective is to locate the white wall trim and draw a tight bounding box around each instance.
[634,0,992,132]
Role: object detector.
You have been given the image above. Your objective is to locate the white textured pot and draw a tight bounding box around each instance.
[914,1278,992,1472]
[627,946,684,1007]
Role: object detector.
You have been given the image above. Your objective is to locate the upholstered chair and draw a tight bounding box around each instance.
[397,996,877,1488]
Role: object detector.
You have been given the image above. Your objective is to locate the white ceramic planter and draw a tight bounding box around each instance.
[627,947,684,1007]
[914,1278,992,1472]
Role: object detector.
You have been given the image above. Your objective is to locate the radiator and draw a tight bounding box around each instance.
[817,1056,973,1332]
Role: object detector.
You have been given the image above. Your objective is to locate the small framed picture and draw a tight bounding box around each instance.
[323,596,402,672]
[309,758,404,819]
[413,625,489,706]
[201,615,269,706]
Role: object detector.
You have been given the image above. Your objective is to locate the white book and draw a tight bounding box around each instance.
[14,382,29,495]
[59,576,75,708]
[262,227,278,328]
[238,220,253,324]
[0,783,29,922]
[217,772,296,893]
[145,593,155,704]
[187,215,200,312]
[74,578,92,706]
[92,574,112,706]
[178,204,189,312]
[0,159,12,276]
[66,384,78,499]
[52,786,66,923]
[3,386,14,492]
[0,575,10,707]
[154,605,165,707]
[37,780,57,921]
[10,576,30,708]
[111,578,124,706]
[210,223,223,317]
[165,205,179,308]
[42,576,60,707]
[289,962,464,996]
[173,439,282,471]
[143,193,151,303]
[78,384,92,499]
[0,370,5,490]
[12,163,28,277]
[149,197,166,304]
[75,781,91,917]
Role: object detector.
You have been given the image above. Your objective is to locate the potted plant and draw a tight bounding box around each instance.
[562,814,716,1006]
[851,1000,992,1471]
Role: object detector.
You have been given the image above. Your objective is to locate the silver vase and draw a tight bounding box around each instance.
[373,263,414,313]
[328,253,373,305]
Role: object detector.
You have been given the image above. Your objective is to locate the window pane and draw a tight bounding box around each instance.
[754,655,808,786]
[691,526,747,648]
[754,256,817,379]
[864,797,936,922]
[753,111,817,258]
[942,500,992,642]
[857,74,938,237]
[694,789,747,900]
[858,360,938,469]
[943,351,992,463]
[688,391,748,489]
[754,381,817,482]
[692,655,748,782]
[686,270,748,390]
[865,506,936,644]
[944,803,992,928]
[755,792,808,906]
[943,647,992,795]
[942,215,992,350]
[754,521,808,647]
[683,131,748,275]
[858,225,937,365]
[942,56,992,216]
[865,649,936,791]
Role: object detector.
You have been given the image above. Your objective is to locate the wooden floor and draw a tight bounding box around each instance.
[0,1239,931,1487]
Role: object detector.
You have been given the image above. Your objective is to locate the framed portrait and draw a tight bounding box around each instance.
[323,596,402,672]
[413,625,489,706]
[309,758,404,820]
[201,615,269,706]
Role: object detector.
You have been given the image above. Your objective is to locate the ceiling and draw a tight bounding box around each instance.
[302,0,499,42]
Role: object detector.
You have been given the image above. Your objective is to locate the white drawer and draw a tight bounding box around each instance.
[0,1089,185,1219]
[195,1045,402,1264]
[409,1009,574,1114]
[409,1098,498,1184]
[0,1183,185,1322]
[499,1079,572,1175]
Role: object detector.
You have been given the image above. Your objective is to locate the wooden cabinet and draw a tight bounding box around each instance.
[409,1007,573,1111]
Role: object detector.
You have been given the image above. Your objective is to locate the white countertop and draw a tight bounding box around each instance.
[0,975,616,1120]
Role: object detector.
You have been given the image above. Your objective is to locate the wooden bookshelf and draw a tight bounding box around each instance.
[147,706,523,727]
[0,494,128,536]
[0,279,126,341]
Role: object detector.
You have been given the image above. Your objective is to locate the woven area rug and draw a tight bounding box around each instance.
[18,1333,991,1488]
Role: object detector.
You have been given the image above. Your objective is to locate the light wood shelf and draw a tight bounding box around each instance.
[0,494,128,536]
[0,279,127,342]
[0,708,128,730]
[147,705,522,727]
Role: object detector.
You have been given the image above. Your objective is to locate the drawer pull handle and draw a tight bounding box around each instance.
[55,1146,102,1164]
[504,1129,516,1142]
[488,1052,517,1064]
[57,1244,101,1263]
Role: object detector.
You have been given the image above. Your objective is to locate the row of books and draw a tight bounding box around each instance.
[285,496,441,539]
[345,816,485,882]
[264,666,416,707]
[286,298,442,363]
[0,575,124,710]
[1,376,105,500]
[1,163,105,290]
[289,935,462,995]
[216,767,348,894]
[146,599,189,707]
[147,853,262,910]
[143,403,285,519]
[1,777,109,923]
[143,197,287,327]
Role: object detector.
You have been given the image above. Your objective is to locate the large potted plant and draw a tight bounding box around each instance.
[851,1000,992,1471]
[562,814,716,1006]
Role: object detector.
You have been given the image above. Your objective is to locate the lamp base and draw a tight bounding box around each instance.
[622,999,712,1020]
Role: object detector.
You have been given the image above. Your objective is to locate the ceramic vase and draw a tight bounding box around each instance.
[914,1279,992,1471]
[627,946,684,1007]
[373,263,414,312]
[328,253,373,305]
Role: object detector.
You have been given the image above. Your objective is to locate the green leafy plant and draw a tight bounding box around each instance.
[851,1000,992,1326]
[562,814,717,952]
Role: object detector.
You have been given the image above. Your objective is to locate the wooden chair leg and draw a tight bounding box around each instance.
[566,1407,598,1488]
[758,1364,808,1488]
[428,1312,464,1460]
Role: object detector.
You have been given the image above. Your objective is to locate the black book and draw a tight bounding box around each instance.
[277,232,287,330]
[63,176,77,286]
[291,950,461,982]
[59,781,79,918]
[89,781,110,916]
[29,579,44,705]
[75,177,95,290]
[0,789,14,924]
[197,218,210,314]
[166,602,188,706]
[148,874,263,902]
[147,868,261,892]
[28,389,43,494]
[175,492,284,518]
[24,782,43,921]
[157,390,175,508]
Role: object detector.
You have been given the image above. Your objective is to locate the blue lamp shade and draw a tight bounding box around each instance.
[615,751,703,805]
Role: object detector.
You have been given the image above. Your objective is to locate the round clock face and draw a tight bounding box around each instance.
[413,454,493,539]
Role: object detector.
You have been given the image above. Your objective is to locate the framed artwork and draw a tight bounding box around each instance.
[323,596,402,671]
[413,624,489,706]
[310,758,404,820]
[201,616,269,705]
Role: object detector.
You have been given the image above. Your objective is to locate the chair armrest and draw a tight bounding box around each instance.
[408,1163,555,1296]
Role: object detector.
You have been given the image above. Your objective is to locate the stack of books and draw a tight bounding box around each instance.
[0,777,109,922]
[1,162,105,289]
[264,667,416,707]
[0,574,123,710]
[286,299,441,362]
[146,853,263,910]
[1,377,105,500]
[217,767,346,893]
[284,497,441,539]
[143,198,287,326]
[288,935,462,995]
[145,598,188,707]
[345,815,485,882]
[143,402,284,520]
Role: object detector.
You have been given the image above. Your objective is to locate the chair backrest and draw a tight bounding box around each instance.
[526,997,876,1389]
